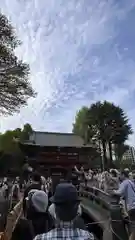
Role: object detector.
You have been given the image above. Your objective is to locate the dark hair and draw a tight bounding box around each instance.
[121,171,129,178]
[55,202,79,221]
[111,170,117,177]
[32,172,41,183]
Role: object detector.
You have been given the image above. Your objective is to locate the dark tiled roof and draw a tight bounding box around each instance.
[25,131,95,148]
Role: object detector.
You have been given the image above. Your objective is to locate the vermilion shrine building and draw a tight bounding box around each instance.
[19,131,96,174]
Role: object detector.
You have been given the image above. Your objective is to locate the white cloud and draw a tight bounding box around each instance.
[0,0,135,146]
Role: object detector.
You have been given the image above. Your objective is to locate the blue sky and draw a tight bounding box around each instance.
[0,0,135,144]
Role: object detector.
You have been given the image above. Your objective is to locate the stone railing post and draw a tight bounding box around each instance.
[110,196,128,240]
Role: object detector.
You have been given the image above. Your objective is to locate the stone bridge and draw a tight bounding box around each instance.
[80,185,129,240]
[0,186,130,240]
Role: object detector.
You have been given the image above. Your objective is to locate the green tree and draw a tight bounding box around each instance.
[21,123,33,141]
[72,106,92,144]
[0,13,36,115]
[0,130,20,153]
[0,152,13,175]
[114,144,129,168]
[0,124,33,153]
[73,101,133,169]
[120,156,132,170]
[0,124,33,173]
[115,144,129,161]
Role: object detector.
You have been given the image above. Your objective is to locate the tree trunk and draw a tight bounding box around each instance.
[108,141,113,168]
[101,140,107,169]
[114,144,118,161]
[98,141,103,171]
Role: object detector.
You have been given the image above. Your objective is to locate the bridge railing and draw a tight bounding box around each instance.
[0,199,23,240]
[0,185,129,240]
[80,184,119,210]
[80,184,129,240]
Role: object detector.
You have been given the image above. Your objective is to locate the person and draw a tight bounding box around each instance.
[71,173,79,190]
[1,181,9,199]
[84,169,93,187]
[41,176,46,192]
[12,180,20,202]
[12,190,53,240]
[107,169,119,192]
[34,183,94,240]
[24,172,41,198]
[74,165,85,183]
[49,202,82,221]
[23,172,41,212]
[113,170,135,240]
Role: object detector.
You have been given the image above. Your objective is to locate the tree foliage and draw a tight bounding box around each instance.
[73,107,90,142]
[0,123,33,174]
[115,144,129,162]
[21,123,33,141]
[73,101,133,169]
[0,13,36,115]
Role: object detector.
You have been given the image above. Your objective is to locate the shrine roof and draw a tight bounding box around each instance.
[21,131,96,148]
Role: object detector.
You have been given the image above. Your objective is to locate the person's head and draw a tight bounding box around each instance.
[132,173,135,181]
[25,190,48,219]
[129,172,133,180]
[89,169,92,174]
[80,166,84,172]
[120,170,129,181]
[41,176,46,185]
[50,183,80,222]
[32,172,41,183]
[71,174,78,182]
[124,168,129,173]
[110,169,117,178]
[104,171,109,177]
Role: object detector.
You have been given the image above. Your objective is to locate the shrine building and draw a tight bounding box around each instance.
[19,131,96,174]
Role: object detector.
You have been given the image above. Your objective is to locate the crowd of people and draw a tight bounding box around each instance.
[74,166,135,240]
[0,166,135,240]
[10,171,94,240]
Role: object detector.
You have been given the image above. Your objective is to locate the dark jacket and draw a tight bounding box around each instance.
[11,212,54,240]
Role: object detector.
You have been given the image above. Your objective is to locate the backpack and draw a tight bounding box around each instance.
[27,212,55,238]
[11,217,34,240]
[28,220,35,239]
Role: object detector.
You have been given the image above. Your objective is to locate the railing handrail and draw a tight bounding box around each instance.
[80,185,128,240]
[80,184,120,210]
[2,199,23,240]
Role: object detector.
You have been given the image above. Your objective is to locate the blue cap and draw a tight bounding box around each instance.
[50,183,80,204]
